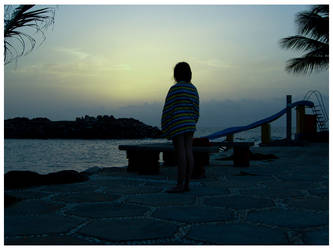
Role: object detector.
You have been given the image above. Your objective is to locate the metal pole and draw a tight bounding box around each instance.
[286,95,292,142]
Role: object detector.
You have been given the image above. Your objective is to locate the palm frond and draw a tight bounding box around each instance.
[280,35,328,53]
[280,5,329,75]
[303,46,329,58]
[285,56,329,75]
[311,5,329,16]
[296,6,329,42]
[4,5,55,65]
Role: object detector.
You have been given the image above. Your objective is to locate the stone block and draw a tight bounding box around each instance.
[152,206,234,223]
[52,192,121,203]
[303,227,329,245]
[65,203,148,218]
[247,208,328,229]
[204,195,274,210]
[5,200,65,216]
[239,187,304,199]
[187,186,230,197]
[79,218,178,242]
[5,215,85,236]
[5,190,50,200]
[126,193,195,206]
[188,223,289,244]
[285,198,328,211]
[104,185,163,194]
[5,234,95,245]
[308,188,329,198]
[40,183,96,193]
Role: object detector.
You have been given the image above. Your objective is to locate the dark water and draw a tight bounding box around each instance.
[4,126,288,174]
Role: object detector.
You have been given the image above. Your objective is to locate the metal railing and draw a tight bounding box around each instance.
[304,90,328,132]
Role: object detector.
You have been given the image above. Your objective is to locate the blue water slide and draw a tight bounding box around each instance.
[202,100,314,140]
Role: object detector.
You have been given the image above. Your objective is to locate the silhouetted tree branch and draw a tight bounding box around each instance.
[4,5,55,65]
[280,5,328,75]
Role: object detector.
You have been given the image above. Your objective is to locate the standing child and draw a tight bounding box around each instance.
[161,62,200,193]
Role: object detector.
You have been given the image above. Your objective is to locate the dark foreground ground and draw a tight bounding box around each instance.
[4,142,329,245]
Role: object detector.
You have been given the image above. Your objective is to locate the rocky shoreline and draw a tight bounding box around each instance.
[5,115,162,139]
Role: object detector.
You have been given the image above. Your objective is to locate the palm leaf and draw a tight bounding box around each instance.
[4,5,55,65]
[296,6,329,42]
[280,35,328,53]
[280,5,329,75]
[286,56,329,74]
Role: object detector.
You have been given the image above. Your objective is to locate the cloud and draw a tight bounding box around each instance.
[7,47,132,78]
[54,47,89,60]
[192,58,232,69]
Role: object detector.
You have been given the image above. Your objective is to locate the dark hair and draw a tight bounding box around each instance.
[174,62,192,83]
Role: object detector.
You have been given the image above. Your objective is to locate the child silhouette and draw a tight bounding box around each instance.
[161,62,200,193]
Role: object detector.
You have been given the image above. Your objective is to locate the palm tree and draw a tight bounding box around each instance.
[280,5,328,74]
[4,5,55,65]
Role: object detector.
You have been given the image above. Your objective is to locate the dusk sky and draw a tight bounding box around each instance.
[4,4,329,128]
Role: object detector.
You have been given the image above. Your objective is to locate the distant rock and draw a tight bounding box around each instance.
[81,166,102,176]
[5,115,163,139]
[5,171,42,189]
[45,170,89,185]
[4,194,22,207]
[5,170,89,189]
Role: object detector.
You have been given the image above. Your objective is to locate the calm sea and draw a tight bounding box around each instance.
[4,126,291,174]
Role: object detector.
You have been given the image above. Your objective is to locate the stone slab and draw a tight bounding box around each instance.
[5,234,95,245]
[5,200,65,216]
[308,188,329,198]
[52,192,121,203]
[104,185,163,194]
[126,193,196,206]
[188,223,289,244]
[235,166,283,176]
[278,174,324,182]
[65,203,148,218]
[204,195,274,210]
[161,239,197,245]
[285,198,328,211]
[5,215,85,236]
[247,208,328,229]
[266,181,318,191]
[226,175,275,184]
[211,176,274,188]
[5,190,51,200]
[88,178,144,187]
[303,228,329,245]
[186,186,230,196]
[40,183,97,193]
[205,166,243,177]
[239,187,304,199]
[152,206,234,223]
[79,218,178,242]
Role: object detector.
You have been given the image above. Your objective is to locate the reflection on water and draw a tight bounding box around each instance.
[4,126,288,174]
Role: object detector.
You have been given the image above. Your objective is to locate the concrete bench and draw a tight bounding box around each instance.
[118,141,254,176]
[119,143,218,177]
[210,142,255,167]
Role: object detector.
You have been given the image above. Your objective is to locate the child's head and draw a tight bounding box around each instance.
[174,62,192,83]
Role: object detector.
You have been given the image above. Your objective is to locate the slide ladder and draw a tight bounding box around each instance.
[304,90,328,132]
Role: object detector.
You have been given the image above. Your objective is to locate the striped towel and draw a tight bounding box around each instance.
[161,81,199,139]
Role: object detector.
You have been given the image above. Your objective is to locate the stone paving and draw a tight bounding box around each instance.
[4,142,329,245]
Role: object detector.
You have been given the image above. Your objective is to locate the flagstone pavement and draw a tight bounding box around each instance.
[4,142,328,245]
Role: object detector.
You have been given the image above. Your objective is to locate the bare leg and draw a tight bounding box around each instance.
[167,134,186,193]
[173,134,186,187]
[184,132,194,191]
